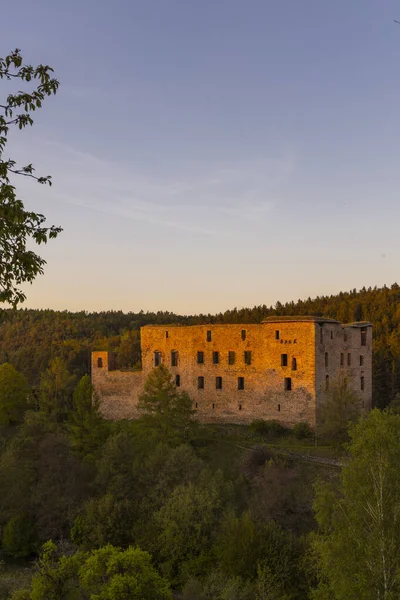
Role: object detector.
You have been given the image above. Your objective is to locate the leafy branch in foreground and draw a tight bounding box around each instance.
[0,48,61,305]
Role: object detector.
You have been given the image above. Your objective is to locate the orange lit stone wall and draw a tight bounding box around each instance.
[91,319,373,427]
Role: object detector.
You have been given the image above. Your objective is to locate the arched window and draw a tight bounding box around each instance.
[97,357,103,368]
[291,357,297,371]
[326,375,330,391]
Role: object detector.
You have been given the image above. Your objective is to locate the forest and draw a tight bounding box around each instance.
[0,284,400,598]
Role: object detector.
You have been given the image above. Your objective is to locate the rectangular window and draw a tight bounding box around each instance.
[197,351,204,364]
[330,330,333,340]
[360,355,364,367]
[212,403,215,409]
[241,330,246,341]
[284,377,292,391]
[275,330,280,340]
[238,377,245,390]
[347,353,351,366]
[97,357,103,368]
[195,402,198,408]
[361,376,365,391]
[277,403,281,412]
[154,351,162,367]
[171,351,178,367]
[238,404,242,411]
[198,376,204,389]
[175,374,180,387]
[206,330,212,342]
[213,351,219,364]
[340,353,344,366]
[216,377,223,390]
[291,357,297,371]
[281,354,288,367]
[361,328,367,346]
[325,352,329,368]
[228,351,235,365]
[244,351,252,365]
[166,331,169,338]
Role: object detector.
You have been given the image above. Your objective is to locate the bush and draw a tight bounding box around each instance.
[249,419,288,439]
[292,422,313,440]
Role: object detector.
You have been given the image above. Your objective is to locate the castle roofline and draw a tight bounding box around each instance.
[343,321,373,328]
[261,315,339,324]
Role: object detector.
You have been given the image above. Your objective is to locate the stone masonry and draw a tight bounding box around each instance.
[91,317,373,426]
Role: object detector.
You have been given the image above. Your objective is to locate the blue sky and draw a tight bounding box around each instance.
[2,0,400,313]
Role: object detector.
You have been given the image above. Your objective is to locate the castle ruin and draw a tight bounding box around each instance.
[91,316,372,426]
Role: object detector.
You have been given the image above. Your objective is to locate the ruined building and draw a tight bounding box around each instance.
[91,317,372,426]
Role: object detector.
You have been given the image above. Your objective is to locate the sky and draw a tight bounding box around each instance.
[2,0,400,314]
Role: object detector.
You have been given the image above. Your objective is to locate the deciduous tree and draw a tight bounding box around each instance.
[0,49,61,305]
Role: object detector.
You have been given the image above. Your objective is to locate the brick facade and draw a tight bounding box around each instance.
[91,317,372,426]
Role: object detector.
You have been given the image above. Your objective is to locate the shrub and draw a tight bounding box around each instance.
[249,419,288,438]
[292,421,313,440]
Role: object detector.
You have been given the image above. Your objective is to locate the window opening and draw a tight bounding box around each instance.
[166,331,169,338]
[239,404,242,411]
[284,377,292,391]
[212,403,215,409]
[238,377,245,390]
[97,357,103,368]
[228,351,235,365]
[154,351,162,367]
[195,402,198,408]
[241,330,246,341]
[281,354,288,367]
[216,377,223,390]
[244,351,252,365]
[291,357,297,371]
[198,376,204,389]
[171,351,178,367]
[325,352,329,368]
[277,404,281,412]
[213,351,219,364]
[197,351,204,364]
[206,330,212,342]
[326,375,329,391]
[361,376,365,391]
[360,355,364,367]
[347,353,351,366]
[340,353,344,366]
[361,328,367,346]
[330,330,333,340]
[320,327,323,344]
[175,374,180,387]
[275,330,280,340]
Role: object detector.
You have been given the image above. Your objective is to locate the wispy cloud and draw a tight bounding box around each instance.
[14,139,295,235]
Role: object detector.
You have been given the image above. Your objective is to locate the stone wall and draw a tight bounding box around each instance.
[91,318,373,427]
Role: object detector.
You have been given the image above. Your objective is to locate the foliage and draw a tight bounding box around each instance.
[138,364,196,441]
[312,409,400,599]
[0,49,61,306]
[317,375,360,446]
[67,374,108,461]
[39,357,76,420]
[0,362,29,426]
[2,513,36,558]
[19,541,172,600]
[292,421,313,440]
[249,419,288,438]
